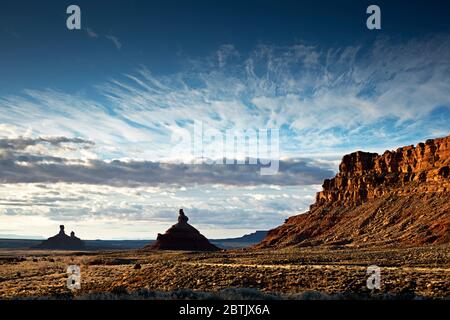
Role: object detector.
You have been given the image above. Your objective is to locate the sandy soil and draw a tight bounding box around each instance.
[0,245,448,299]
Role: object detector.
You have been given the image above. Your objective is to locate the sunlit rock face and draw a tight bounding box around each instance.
[145,209,219,251]
[315,135,450,207]
[35,225,86,250]
[258,135,450,249]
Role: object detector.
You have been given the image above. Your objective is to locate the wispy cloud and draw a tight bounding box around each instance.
[83,27,121,50]
[105,35,122,50]
[2,36,449,163]
[85,27,98,38]
[1,36,449,238]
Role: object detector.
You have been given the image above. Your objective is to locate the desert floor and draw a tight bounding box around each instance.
[0,245,449,299]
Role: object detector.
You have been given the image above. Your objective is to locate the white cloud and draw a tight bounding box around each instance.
[1,36,449,238]
[3,36,448,163]
[0,183,316,238]
[0,136,333,186]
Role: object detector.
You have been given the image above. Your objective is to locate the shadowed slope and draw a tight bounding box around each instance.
[144,209,219,251]
[35,225,86,250]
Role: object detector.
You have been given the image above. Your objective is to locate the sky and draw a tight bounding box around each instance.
[0,0,449,239]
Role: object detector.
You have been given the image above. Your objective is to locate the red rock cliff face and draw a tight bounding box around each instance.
[258,136,450,248]
[315,136,450,207]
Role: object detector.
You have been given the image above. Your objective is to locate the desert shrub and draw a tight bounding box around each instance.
[290,291,333,300]
[85,258,105,265]
[218,288,280,300]
[108,258,136,265]
[111,286,129,296]
[86,258,136,265]
[168,289,215,300]
[15,288,438,301]
[52,292,75,300]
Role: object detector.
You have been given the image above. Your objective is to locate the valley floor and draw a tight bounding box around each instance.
[0,245,448,299]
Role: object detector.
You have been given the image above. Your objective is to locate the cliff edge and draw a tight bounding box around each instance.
[258,135,450,248]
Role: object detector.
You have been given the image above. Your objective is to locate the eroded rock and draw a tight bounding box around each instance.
[258,135,450,248]
[145,209,219,251]
[35,225,86,250]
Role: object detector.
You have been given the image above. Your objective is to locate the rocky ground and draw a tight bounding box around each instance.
[0,245,448,299]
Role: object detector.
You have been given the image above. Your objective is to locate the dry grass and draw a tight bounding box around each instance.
[0,245,448,299]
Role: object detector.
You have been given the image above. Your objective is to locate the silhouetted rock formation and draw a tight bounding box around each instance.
[145,209,219,251]
[258,135,450,248]
[35,225,86,250]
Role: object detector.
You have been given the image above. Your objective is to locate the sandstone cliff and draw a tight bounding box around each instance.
[258,136,450,248]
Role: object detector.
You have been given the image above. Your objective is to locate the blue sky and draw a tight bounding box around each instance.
[0,0,449,239]
[2,0,450,93]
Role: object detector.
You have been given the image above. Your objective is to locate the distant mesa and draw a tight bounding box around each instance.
[212,231,268,244]
[144,209,219,251]
[34,225,86,250]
